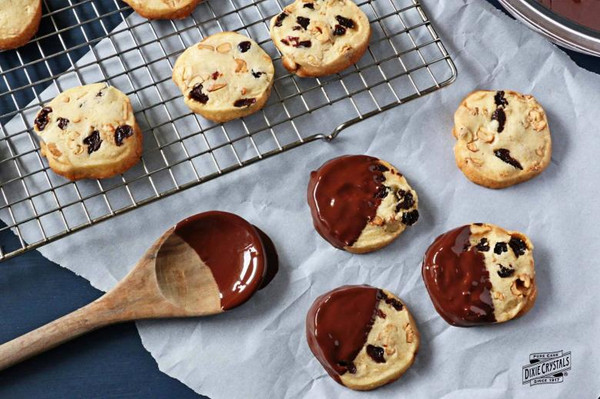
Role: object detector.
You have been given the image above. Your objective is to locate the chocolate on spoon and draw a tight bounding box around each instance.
[0,211,277,370]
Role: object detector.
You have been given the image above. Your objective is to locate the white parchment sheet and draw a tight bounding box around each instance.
[3,0,600,397]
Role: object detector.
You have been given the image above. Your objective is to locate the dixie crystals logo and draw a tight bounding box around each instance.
[522,350,571,386]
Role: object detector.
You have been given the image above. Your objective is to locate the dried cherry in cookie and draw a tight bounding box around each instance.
[233,98,256,108]
[494,90,509,107]
[274,12,288,27]
[335,15,356,29]
[172,32,275,123]
[422,223,536,326]
[491,107,506,133]
[35,107,52,131]
[509,236,528,258]
[333,25,347,36]
[395,190,415,211]
[497,264,515,278]
[452,90,552,189]
[296,16,310,30]
[475,238,490,252]
[57,117,69,130]
[83,130,102,154]
[114,125,134,146]
[270,0,371,77]
[366,345,385,364]
[494,148,522,170]
[401,210,419,226]
[189,84,209,104]
[494,242,508,254]
[306,285,420,391]
[32,83,143,181]
[237,41,251,53]
[307,155,419,254]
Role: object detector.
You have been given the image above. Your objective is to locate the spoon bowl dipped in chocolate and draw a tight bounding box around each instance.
[0,211,277,371]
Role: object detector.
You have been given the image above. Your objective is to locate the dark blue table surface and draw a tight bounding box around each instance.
[0,1,598,398]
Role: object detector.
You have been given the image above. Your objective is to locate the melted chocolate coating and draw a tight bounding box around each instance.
[174,211,278,310]
[307,155,387,249]
[255,227,279,290]
[306,285,381,383]
[422,225,496,327]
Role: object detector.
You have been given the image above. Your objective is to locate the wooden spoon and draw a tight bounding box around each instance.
[0,211,276,371]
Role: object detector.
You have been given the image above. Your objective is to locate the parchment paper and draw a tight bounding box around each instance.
[3,0,600,397]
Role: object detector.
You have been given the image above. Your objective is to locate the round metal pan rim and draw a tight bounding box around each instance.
[498,0,600,57]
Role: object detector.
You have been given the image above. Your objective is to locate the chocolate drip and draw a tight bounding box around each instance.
[255,227,279,290]
[307,155,387,249]
[422,225,496,327]
[174,211,278,310]
[306,285,381,383]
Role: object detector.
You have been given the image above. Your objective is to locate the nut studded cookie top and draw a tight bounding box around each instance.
[453,90,552,189]
[270,0,371,77]
[172,32,275,122]
[33,83,143,180]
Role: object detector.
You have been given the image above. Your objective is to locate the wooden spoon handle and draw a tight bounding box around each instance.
[0,299,122,371]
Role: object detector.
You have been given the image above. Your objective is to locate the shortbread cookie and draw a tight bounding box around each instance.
[307,155,419,254]
[306,285,420,391]
[422,223,536,327]
[0,0,42,50]
[453,90,552,189]
[33,83,143,180]
[122,0,202,19]
[270,0,371,77]
[173,32,275,123]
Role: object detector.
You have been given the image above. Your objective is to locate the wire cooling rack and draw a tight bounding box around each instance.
[0,0,456,261]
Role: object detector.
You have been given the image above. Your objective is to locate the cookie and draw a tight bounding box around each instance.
[269,0,371,77]
[453,90,552,189]
[172,32,275,123]
[0,0,42,50]
[122,0,202,19]
[306,285,420,391]
[422,223,536,327]
[33,83,143,180]
[307,155,419,254]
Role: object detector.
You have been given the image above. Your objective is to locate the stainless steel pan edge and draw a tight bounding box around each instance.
[498,0,600,57]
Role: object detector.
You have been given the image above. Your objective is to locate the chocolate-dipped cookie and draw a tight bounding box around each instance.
[307,155,419,254]
[306,285,420,391]
[422,223,536,327]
